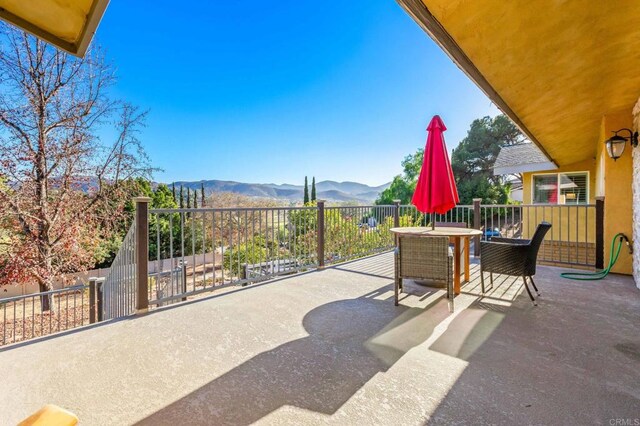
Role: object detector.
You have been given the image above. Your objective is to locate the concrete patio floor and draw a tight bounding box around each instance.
[1,252,639,425]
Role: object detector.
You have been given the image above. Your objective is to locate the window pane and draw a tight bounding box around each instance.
[533,175,558,204]
[560,173,587,204]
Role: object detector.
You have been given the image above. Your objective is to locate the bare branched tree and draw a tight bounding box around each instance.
[0,26,153,310]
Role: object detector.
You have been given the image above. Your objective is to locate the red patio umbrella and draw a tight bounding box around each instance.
[412,115,459,229]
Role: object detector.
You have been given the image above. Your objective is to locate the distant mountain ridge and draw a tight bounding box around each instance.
[170,179,391,203]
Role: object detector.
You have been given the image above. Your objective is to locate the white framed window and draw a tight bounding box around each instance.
[532,172,589,204]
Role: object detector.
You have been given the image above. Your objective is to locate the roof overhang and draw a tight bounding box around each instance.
[493,162,556,177]
[396,0,640,167]
[0,0,110,57]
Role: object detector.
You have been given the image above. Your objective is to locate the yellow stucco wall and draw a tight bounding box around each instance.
[522,158,597,245]
[520,115,634,274]
[597,112,634,274]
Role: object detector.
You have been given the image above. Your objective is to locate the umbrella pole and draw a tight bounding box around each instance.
[431,213,435,230]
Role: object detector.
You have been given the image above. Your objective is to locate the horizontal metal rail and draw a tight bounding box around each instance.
[0,284,89,346]
[146,206,320,307]
[151,206,318,214]
[0,201,596,348]
[479,204,596,267]
[323,205,396,264]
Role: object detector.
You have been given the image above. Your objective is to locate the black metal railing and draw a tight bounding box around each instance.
[323,205,396,264]
[0,284,92,346]
[3,198,598,344]
[479,204,596,267]
[146,206,320,306]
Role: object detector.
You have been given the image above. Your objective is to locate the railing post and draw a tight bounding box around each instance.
[595,196,605,270]
[473,198,482,257]
[89,277,97,324]
[180,260,188,301]
[393,200,401,228]
[134,197,151,314]
[317,200,325,269]
[96,278,104,322]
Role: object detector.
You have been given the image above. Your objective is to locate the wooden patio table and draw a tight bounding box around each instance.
[390,227,482,295]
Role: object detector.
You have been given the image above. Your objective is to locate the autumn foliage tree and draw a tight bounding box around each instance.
[0,27,152,309]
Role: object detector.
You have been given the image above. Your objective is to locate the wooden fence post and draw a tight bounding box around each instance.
[393,200,401,228]
[473,198,482,257]
[317,200,325,269]
[134,197,151,314]
[595,196,605,270]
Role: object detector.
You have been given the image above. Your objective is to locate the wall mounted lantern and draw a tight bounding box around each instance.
[605,128,638,161]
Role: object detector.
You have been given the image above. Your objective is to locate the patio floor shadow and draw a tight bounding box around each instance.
[1,251,638,425]
[425,265,640,424]
[137,289,451,425]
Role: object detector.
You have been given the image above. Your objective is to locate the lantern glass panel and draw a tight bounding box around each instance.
[606,138,626,160]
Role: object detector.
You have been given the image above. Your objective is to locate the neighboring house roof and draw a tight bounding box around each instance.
[0,0,109,57]
[493,144,556,175]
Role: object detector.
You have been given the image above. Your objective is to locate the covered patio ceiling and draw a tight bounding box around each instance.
[397,0,640,167]
[0,0,109,57]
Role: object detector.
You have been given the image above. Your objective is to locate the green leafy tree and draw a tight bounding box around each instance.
[376,149,423,205]
[147,184,179,260]
[451,115,523,204]
[152,184,177,209]
[311,177,316,202]
[288,203,317,238]
[322,208,396,262]
[303,176,310,204]
[94,177,153,268]
[223,237,270,277]
[96,179,180,268]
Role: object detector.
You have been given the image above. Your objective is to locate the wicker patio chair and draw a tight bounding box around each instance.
[394,235,454,312]
[479,222,552,305]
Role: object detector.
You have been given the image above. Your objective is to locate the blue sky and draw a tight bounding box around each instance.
[97,1,498,186]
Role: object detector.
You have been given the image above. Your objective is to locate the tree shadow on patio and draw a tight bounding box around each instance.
[136,287,451,425]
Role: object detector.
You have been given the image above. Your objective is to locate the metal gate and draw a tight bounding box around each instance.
[102,223,137,320]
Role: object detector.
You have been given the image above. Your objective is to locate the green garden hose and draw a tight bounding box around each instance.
[560,233,633,280]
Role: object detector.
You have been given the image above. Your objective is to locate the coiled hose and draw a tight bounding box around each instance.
[560,233,633,280]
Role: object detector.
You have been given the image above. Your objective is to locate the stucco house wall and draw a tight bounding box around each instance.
[521,158,597,245]
[632,100,640,288]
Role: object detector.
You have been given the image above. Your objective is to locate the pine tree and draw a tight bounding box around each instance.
[201,182,205,207]
[179,186,184,209]
[187,188,191,209]
[303,176,309,204]
[194,189,198,209]
[172,183,176,203]
[311,176,316,202]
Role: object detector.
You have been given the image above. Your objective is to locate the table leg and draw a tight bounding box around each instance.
[453,237,461,295]
[464,237,470,282]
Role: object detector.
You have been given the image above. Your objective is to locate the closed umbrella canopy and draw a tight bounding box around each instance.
[412,115,459,220]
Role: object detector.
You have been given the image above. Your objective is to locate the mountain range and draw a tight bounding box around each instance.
[169,180,391,203]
